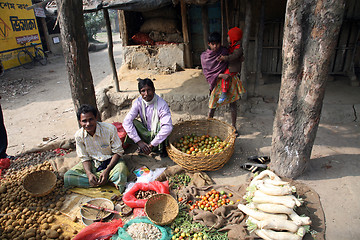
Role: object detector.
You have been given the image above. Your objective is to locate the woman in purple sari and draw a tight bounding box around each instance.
[200,32,243,136]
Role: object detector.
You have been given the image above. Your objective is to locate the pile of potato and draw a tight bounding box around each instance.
[0,161,76,240]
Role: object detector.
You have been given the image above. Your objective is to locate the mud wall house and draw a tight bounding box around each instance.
[0,0,43,70]
[116,0,359,86]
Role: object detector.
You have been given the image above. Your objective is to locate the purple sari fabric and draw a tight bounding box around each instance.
[200,47,229,91]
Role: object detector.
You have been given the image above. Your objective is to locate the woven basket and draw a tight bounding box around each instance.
[145,194,179,225]
[167,118,236,171]
[80,198,114,221]
[22,170,57,197]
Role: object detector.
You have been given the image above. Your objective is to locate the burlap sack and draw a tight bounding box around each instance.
[140,18,178,33]
[142,6,177,19]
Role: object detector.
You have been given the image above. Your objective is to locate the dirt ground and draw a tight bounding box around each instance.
[1,34,360,239]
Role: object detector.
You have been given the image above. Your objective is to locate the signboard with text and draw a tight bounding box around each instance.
[0,0,42,69]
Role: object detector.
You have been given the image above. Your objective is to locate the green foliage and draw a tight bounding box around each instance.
[84,10,118,42]
[84,12,105,41]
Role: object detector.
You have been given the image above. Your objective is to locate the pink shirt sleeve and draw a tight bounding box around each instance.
[123,98,142,144]
[150,98,173,147]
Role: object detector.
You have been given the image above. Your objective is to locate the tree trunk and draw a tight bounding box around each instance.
[56,0,98,120]
[270,0,345,178]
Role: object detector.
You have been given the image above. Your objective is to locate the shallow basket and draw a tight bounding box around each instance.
[145,193,179,226]
[80,198,114,222]
[167,118,236,171]
[22,170,57,197]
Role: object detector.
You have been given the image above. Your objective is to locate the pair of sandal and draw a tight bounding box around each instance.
[241,156,270,173]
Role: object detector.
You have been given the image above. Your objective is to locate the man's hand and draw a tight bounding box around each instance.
[83,161,99,187]
[137,140,153,155]
[98,170,110,186]
[87,173,99,187]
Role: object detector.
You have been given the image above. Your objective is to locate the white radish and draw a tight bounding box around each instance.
[289,210,312,226]
[260,229,302,240]
[238,203,287,221]
[257,218,299,233]
[254,229,274,240]
[253,191,296,209]
[252,170,282,182]
[263,178,290,186]
[254,203,293,215]
[256,182,295,196]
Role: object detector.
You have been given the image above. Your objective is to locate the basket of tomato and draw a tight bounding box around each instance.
[167,118,236,171]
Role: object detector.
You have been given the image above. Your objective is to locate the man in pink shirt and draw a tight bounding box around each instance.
[123,78,173,157]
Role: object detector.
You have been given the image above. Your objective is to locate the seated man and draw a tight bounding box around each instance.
[123,78,173,157]
[64,104,128,192]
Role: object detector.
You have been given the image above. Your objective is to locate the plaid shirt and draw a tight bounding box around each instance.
[75,122,124,168]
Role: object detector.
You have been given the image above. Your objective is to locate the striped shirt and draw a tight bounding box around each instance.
[75,122,124,168]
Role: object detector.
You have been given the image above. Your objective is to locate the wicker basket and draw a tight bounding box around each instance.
[22,170,57,197]
[167,118,236,171]
[80,198,114,221]
[145,193,179,225]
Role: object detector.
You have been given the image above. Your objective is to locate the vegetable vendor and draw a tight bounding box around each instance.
[64,104,129,192]
[123,78,173,157]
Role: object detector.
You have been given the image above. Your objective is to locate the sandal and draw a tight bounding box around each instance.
[248,156,270,164]
[241,162,267,173]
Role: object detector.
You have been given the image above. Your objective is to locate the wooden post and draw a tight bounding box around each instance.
[220,0,227,45]
[225,0,230,29]
[104,9,120,92]
[118,10,128,46]
[181,0,192,68]
[233,0,240,28]
[255,0,265,89]
[40,18,51,52]
[240,0,252,100]
[201,5,209,50]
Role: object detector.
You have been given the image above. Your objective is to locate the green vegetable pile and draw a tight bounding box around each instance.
[169,173,191,190]
[170,204,228,240]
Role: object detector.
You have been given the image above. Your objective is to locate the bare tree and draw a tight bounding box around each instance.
[270,0,345,178]
[56,0,98,119]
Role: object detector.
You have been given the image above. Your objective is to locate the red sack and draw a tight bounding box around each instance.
[112,122,129,149]
[131,32,155,45]
[0,158,10,179]
[155,41,170,45]
[73,219,124,240]
[123,181,169,208]
[0,158,10,169]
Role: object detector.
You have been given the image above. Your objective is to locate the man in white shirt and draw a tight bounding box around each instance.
[64,104,128,192]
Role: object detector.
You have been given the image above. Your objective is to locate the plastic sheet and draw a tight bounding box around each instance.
[111,216,172,240]
[123,181,169,208]
[73,219,124,240]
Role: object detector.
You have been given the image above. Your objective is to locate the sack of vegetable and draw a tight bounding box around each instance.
[123,181,169,208]
[111,216,172,240]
